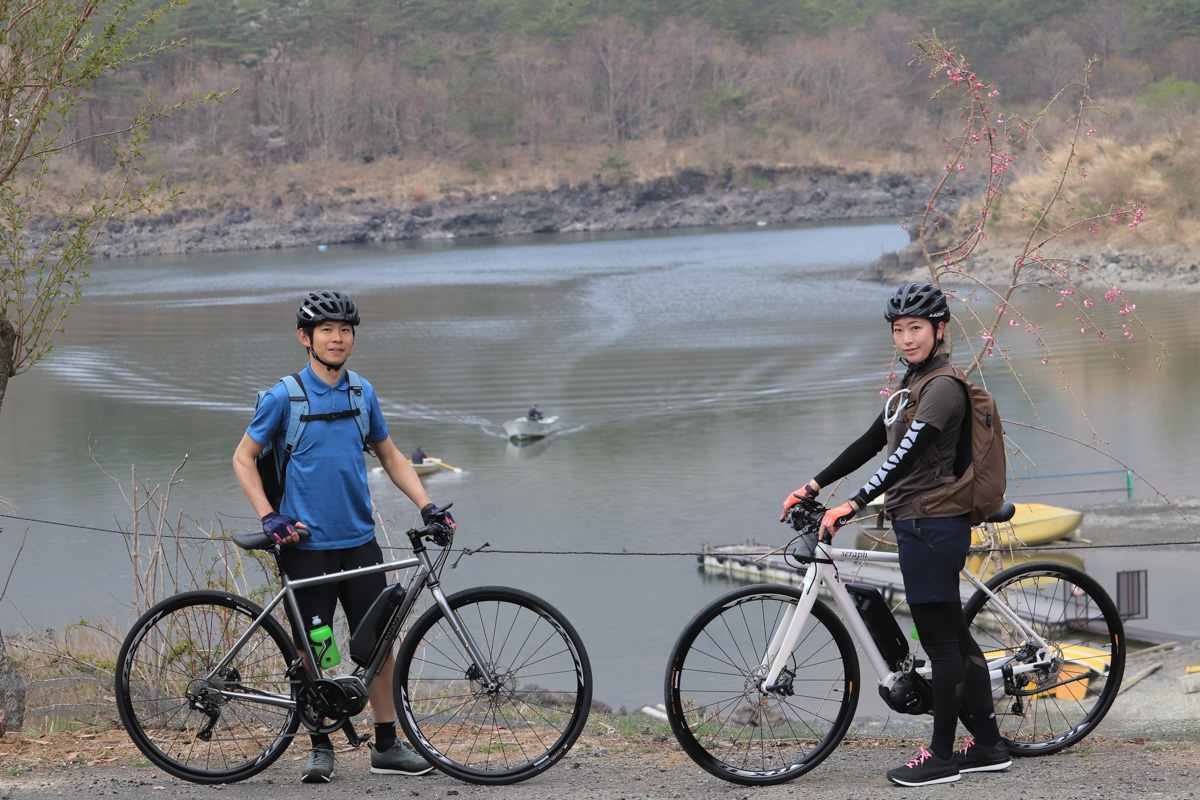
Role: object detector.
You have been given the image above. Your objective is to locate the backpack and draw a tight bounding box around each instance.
[254,371,371,510]
[899,364,1006,525]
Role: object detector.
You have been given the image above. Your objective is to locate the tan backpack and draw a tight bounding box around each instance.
[901,365,1006,524]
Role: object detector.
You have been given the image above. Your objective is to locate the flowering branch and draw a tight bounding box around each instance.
[897,32,1177,508]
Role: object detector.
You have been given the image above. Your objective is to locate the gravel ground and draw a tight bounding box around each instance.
[3,642,1197,800]
[1,734,1196,800]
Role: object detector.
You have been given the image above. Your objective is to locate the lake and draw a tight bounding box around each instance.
[1,219,1197,711]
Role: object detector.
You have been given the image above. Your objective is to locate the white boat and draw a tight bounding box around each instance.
[408,457,442,477]
[503,415,559,441]
[371,456,444,478]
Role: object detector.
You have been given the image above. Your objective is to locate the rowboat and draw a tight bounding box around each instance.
[503,415,560,441]
[371,456,447,478]
[408,458,442,477]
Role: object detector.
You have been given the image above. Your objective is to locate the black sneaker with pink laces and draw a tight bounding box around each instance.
[885,746,961,786]
[953,736,1012,773]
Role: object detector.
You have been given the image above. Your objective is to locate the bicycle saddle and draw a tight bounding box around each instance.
[985,502,1016,524]
[233,530,276,551]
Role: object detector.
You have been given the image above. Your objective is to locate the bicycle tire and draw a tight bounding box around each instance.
[664,584,860,785]
[115,590,300,783]
[393,585,592,784]
[961,561,1126,756]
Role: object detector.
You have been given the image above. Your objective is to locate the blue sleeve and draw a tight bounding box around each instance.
[246,384,288,447]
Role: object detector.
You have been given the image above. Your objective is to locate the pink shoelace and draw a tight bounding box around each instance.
[904,747,934,767]
[957,735,976,755]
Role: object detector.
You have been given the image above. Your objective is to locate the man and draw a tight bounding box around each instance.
[232,290,451,783]
[527,404,544,421]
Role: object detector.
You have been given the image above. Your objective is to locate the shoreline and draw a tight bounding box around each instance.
[39,162,1191,292]
[80,166,936,259]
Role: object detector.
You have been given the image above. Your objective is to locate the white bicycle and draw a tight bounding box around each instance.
[664,499,1126,786]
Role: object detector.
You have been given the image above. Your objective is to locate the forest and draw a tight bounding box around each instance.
[54,0,1200,244]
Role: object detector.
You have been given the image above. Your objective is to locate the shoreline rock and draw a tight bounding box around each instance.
[76,166,938,259]
[860,236,1200,293]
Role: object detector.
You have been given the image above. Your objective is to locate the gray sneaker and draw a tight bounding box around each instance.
[370,740,434,776]
[301,744,336,783]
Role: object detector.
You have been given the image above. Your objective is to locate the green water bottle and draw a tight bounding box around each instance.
[308,616,341,670]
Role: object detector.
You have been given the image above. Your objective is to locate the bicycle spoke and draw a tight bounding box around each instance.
[665,586,859,785]
[116,591,299,784]
[396,587,591,784]
[962,563,1125,755]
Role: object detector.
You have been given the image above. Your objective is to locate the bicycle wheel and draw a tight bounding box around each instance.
[394,585,592,784]
[115,590,300,783]
[961,561,1125,756]
[664,584,860,786]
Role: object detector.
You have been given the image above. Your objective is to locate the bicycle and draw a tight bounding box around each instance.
[664,498,1126,786]
[114,513,592,785]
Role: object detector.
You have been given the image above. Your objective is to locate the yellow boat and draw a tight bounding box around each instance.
[859,501,1083,548]
[976,503,1084,547]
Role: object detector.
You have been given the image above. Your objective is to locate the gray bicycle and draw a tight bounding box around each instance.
[115,513,592,785]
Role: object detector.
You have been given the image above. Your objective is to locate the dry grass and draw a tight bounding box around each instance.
[28,128,956,221]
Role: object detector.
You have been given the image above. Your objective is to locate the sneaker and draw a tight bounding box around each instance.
[954,736,1012,773]
[370,740,435,776]
[886,746,961,786]
[301,744,336,783]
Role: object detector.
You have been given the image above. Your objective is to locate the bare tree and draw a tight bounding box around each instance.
[0,0,226,731]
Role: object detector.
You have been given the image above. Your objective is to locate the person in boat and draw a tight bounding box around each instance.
[411,445,426,465]
[780,282,1010,787]
[233,290,453,783]
[527,404,544,421]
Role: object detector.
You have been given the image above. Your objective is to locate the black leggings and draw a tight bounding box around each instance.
[909,601,1003,759]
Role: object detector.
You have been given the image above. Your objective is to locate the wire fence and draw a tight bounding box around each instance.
[2,512,1199,555]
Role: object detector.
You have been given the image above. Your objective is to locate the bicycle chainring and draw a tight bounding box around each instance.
[296,678,355,734]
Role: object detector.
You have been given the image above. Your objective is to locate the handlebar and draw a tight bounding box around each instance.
[784,497,826,534]
[408,520,454,547]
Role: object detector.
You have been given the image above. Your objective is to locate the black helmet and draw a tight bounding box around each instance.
[884,283,950,323]
[297,290,360,329]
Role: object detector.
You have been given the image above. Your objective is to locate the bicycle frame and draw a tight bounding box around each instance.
[762,540,1053,696]
[201,535,499,711]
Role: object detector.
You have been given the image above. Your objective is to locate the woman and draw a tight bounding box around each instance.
[780,282,1011,787]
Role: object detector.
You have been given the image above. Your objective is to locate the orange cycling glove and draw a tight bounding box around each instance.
[780,482,819,521]
[819,502,857,540]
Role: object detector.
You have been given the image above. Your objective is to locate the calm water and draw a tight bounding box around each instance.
[1,220,1197,711]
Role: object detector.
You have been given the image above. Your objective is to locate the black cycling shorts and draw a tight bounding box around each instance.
[279,540,387,642]
[893,515,971,605]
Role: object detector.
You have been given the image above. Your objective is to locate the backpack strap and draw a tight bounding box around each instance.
[344,370,371,446]
[901,365,968,476]
[291,370,371,448]
[279,372,309,456]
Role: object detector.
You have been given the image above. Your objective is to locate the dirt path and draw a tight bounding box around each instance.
[1,730,1196,800]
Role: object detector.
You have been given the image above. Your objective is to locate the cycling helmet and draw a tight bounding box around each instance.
[296,290,361,329]
[884,282,950,323]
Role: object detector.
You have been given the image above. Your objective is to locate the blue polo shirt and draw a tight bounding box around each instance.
[247,365,389,550]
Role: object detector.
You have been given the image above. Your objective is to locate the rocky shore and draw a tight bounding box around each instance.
[860,227,1200,292]
[80,166,937,259]
[26,162,1193,292]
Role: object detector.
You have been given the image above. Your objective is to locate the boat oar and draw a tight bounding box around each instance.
[432,458,463,473]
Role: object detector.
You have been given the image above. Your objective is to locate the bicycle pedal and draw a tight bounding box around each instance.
[342,722,371,748]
